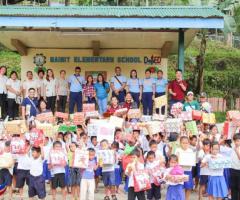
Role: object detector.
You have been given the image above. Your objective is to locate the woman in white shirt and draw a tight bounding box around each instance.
[6,71,22,120]
[0,66,8,119]
[44,69,57,113]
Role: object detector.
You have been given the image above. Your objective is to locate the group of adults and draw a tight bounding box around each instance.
[0,65,211,120]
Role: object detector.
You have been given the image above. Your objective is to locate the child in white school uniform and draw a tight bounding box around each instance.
[99,139,117,200]
[175,136,194,200]
[125,148,146,200]
[198,138,211,200]
[145,151,162,200]
[48,141,67,200]
[28,146,46,200]
[201,142,228,200]
[164,154,185,200]
[230,133,240,200]
[16,140,31,200]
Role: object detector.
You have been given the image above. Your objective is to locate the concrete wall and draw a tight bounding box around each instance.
[21,48,168,81]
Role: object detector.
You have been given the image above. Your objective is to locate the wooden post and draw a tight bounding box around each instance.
[11,39,28,56]
[92,40,100,56]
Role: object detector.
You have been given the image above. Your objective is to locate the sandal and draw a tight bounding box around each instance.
[104,196,110,200]
[112,195,118,200]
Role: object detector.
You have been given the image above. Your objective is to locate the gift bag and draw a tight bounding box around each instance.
[83,104,95,113]
[5,120,28,135]
[133,169,151,192]
[178,151,196,166]
[36,122,54,138]
[114,108,128,116]
[127,109,142,119]
[97,150,115,165]
[202,113,216,124]
[227,110,240,120]
[223,121,234,140]
[55,112,69,120]
[29,128,44,147]
[73,112,85,125]
[165,118,182,133]
[10,137,26,154]
[154,95,167,108]
[170,102,183,117]
[185,121,198,135]
[192,110,202,121]
[152,114,165,121]
[72,149,89,168]
[85,111,99,118]
[109,116,124,128]
[36,112,55,123]
[146,121,165,135]
[180,111,192,121]
[50,149,66,166]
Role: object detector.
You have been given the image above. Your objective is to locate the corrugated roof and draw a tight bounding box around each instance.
[0,6,224,18]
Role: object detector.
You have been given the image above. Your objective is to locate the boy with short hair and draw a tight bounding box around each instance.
[48,141,67,200]
[99,139,117,200]
[28,146,46,200]
[80,148,98,200]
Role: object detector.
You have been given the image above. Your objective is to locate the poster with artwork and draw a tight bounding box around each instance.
[50,149,66,166]
[29,128,44,147]
[72,149,89,168]
[97,123,115,143]
[97,150,115,165]
[10,137,26,154]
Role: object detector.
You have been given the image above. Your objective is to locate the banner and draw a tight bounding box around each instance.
[109,116,124,128]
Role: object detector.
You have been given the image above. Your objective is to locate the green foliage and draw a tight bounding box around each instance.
[234,6,240,33]
[0,50,21,78]
[168,38,240,97]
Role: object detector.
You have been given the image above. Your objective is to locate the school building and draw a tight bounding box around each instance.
[0,6,224,80]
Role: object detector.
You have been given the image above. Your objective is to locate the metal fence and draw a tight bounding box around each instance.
[208,34,240,49]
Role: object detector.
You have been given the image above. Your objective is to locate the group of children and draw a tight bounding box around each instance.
[0,114,240,200]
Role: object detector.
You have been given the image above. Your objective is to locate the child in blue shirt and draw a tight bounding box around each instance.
[80,148,98,200]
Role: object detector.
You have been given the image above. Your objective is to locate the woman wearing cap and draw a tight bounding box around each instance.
[183,91,200,111]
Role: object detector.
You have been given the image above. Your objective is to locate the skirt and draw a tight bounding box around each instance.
[166,184,185,200]
[223,168,230,190]
[114,167,122,186]
[184,171,194,190]
[207,176,228,198]
[42,160,51,180]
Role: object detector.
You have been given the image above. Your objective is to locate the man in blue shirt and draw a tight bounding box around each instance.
[68,66,85,114]
[155,70,168,114]
[21,88,38,119]
[110,66,127,103]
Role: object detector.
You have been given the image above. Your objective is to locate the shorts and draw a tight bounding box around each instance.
[28,175,46,199]
[69,167,81,186]
[0,169,12,186]
[13,162,18,175]
[51,173,66,189]
[102,171,115,187]
[16,169,29,188]
[200,175,208,186]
